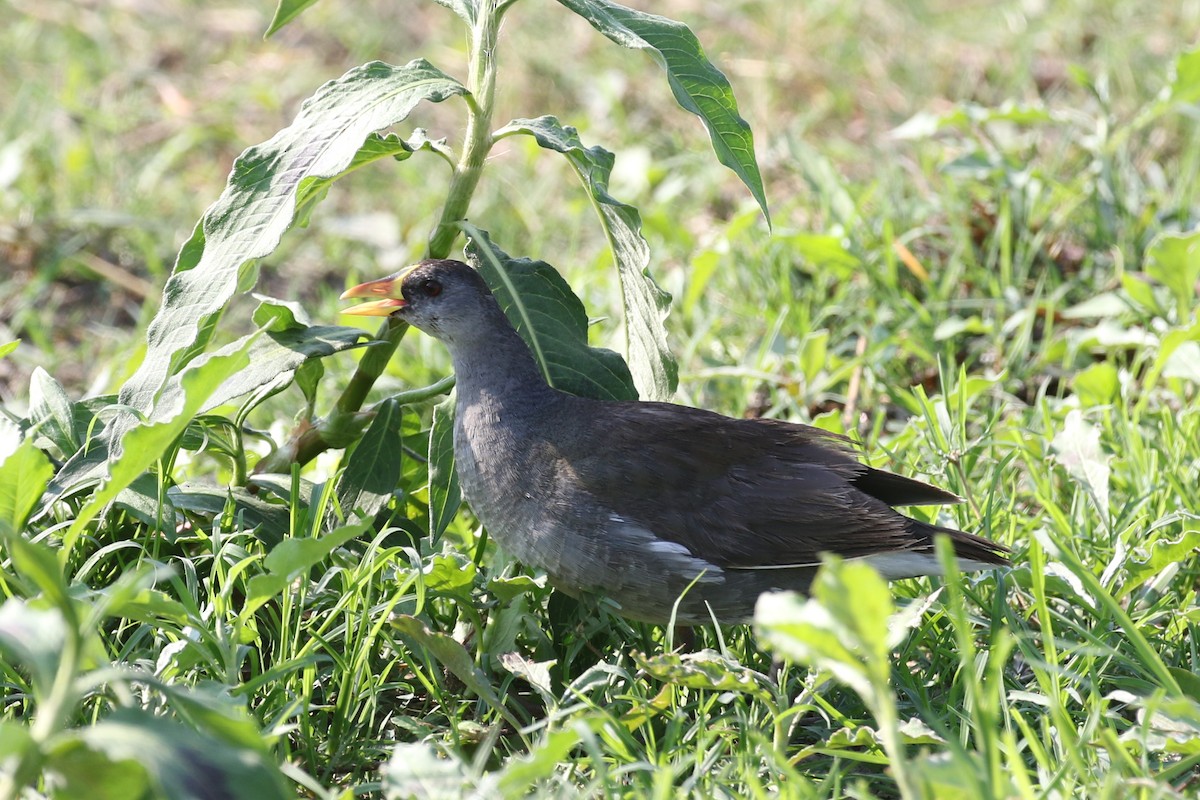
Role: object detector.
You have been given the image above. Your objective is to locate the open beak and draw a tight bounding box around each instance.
[340,275,408,317]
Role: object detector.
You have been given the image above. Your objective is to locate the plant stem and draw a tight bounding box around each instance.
[276,2,504,472]
[428,2,501,258]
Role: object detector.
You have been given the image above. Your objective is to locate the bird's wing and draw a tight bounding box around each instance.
[557,400,957,569]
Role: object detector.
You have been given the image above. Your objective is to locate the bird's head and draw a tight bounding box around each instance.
[340,259,494,342]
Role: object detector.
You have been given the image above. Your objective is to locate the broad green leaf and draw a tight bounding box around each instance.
[0,340,18,359]
[1121,529,1200,597]
[331,398,402,526]
[0,520,71,609]
[427,396,461,543]
[463,230,638,401]
[755,558,896,703]
[115,60,466,432]
[1050,409,1111,516]
[0,438,53,530]
[48,707,288,800]
[496,728,583,796]
[53,322,366,498]
[167,483,292,545]
[555,0,768,225]
[241,521,368,618]
[0,598,67,696]
[29,367,78,455]
[1164,46,1200,106]
[423,552,476,598]
[493,117,676,399]
[264,0,321,37]
[63,344,254,555]
[1073,362,1120,407]
[294,130,448,228]
[1144,229,1200,319]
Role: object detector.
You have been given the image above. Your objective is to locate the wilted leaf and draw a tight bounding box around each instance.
[1050,410,1110,514]
[498,651,556,700]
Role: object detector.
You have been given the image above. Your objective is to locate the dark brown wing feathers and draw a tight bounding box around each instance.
[558,399,1010,569]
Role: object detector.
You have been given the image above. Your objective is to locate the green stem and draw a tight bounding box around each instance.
[273,2,504,473]
[428,3,501,258]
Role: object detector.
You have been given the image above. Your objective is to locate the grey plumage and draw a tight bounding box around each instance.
[342,259,1010,624]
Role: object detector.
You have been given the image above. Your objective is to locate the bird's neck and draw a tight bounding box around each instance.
[447,310,557,413]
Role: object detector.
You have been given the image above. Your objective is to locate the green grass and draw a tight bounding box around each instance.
[3,1,1200,798]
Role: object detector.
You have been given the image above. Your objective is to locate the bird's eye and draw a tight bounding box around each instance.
[421,279,443,297]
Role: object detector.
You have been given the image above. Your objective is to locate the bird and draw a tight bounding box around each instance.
[340,258,1010,625]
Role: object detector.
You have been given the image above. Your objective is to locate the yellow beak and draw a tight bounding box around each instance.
[339,275,407,316]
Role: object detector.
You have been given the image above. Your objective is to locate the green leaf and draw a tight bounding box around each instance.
[493,117,676,399]
[496,728,583,796]
[331,398,403,526]
[463,229,639,401]
[113,59,466,441]
[1122,529,1200,597]
[755,558,896,703]
[264,0,321,37]
[430,0,478,24]
[1073,362,1121,407]
[241,522,368,618]
[1144,229,1200,319]
[427,396,461,544]
[392,615,508,715]
[63,343,255,555]
[383,742,476,800]
[53,322,366,497]
[554,0,769,225]
[0,598,68,696]
[0,520,71,610]
[0,438,53,530]
[0,340,18,359]
[294,130,448,227]
[634,649,772,700]
[892,100,1053,139]
[29,367,78,455]
[167,483,292,545]
[423,552,476,598]
[47,707,288,800]
[1164,46,1200,106]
